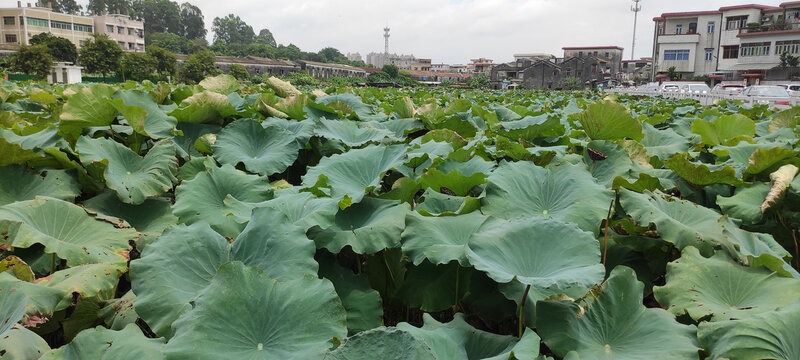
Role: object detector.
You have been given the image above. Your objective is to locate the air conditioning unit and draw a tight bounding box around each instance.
[761,16,772,22]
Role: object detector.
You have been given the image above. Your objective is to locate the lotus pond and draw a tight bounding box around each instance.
[1,75,800,359]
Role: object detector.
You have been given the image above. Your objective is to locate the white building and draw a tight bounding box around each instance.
[652,2,800,82]
[93,14,144,52]
[47,62,81,84]
[365,52,417,69]
[346,52,362,62]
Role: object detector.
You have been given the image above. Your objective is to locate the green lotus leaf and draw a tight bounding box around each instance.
[710,141,785,165]
[654,246,800,322]
[169,90,237,124]
[768,106,800,133]
[393,96,416,118]
[199,74,240,94]
[163,262,347,360]
[266,76,301,98]
[419,129,467,148]
[0,197,136,266]
[38,263,124,309]
[259,190,339,231]
[573,100,643,141]
[0,286,26,336]
[81,191,178,250]
[698,300,800,360]
[314,118,396,147]
[612,173,663,193]
[499,114,566,141]
[0,135,46,166]
[418,168,486,196]
[640,123,691,160]
[58,84,117,137]
[691,114,755,146]
[0,325,50,359]
[0,256,34,282]
[537,266,700,360]
[664,153,742,186]
[583,140,635,187]
[172,162,272,237]
[273,94,308,120]
[307,197,409,254]
[99,290,137,330]
[76,137,177,204]
[0,272,65,315]
[437,156,495,176]
[401,211,500,266]
[716,183,770,225]
[325,327,435,360]
[302,145,407,207]
[171,122,220,159]
[395,260,471,312]
[0,127,69,166]
[397,313,543,360]
[110,89,178,139]
[131,223,229,338]
[467,217,604,289]
[318,256,383,335]
[744,146,798,175]
[619,189,728,256]
[415,189,480,217]
[720,228,795,277]
[39,324,165,360]
[212,119,302,176]
[0,165,80,206]
[481,161,613,234]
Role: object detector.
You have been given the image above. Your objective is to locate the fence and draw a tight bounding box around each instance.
[606,88,800,109]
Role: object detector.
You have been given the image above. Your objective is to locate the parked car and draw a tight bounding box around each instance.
[777,84,800,96]
[742,85,792,108]
[710,84,745,96]
[680,83,711,94]
[659,83,680,93]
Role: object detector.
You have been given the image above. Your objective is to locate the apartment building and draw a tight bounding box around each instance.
[94,14,144,52]
[652,2,800,82]
[0,2,93,50]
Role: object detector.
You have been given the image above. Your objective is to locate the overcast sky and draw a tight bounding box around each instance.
[92,0,779,64]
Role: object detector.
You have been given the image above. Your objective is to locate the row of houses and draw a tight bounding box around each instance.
[652,2,800,83]
[175,55,368,79]
[0,2,145,52]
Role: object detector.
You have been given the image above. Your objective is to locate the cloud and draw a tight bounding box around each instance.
[79,0,770,64]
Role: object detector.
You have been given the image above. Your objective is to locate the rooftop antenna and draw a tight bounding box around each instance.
[383,25,390,55]
[631,0,642,60]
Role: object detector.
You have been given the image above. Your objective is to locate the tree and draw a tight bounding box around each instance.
[146,32,196,54]
[179,2,206,39]
[79,33,124,78]
[226,64,250,81]
[254,29,276,47]
[29,33,78,63]
[87,0,132,15]
[48,0,82,14]
[180,49,219,83]
[667,66,679,80]
[10,44,53,80]
[468,73,489,89]
[382,64,399,78]
[131,0,181,34]
[318,47,347,64]
[147,45,177,78]
[562,77,583,90]
[212,14,255,45]
[120,52,156,80]
[275,44,302,60]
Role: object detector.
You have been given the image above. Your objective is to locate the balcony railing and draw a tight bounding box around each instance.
[739,22,800,35]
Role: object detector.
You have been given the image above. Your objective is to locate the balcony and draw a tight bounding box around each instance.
[657,33,700,44]
[739,22,800,37]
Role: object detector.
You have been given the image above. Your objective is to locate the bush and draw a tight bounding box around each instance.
[79,34,123,78]
[180,49,220,84]
[147,46,178,79]
[468,73,489,89]
[10,44,53,80]
[282,71,318,86]
[119,52,157,81]
[227,64,250,81]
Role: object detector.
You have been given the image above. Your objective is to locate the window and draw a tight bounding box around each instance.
[726,16,748,30]
[705,49,713,61]
[128,42,135,50]
[776,40,800,55]
[605,52,609,58]
[51,20,72,30]
[118,41,125,48]
[117,26,124,34]
[74,23,92,32]
[740,42,771,57]
[707,21,715,33]
[578,51,583,57]
[658,26,664,35]
[135,43,144,51]
[106,24,114,33]
[26,17,49,27]
[664,49,690,61]
[722,45,739,59]
[136,29,143,38]
[688,22,697,34]
[5,34,17,43]
[3,16,14,25]
[128,28,134,35]
[676,24,683,34]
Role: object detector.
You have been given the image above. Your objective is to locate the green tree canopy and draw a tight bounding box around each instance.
[255,29,276,47]
[49,0,82,14]
[120,52,157,81]
[29,33,78,63]
[225,64,250,81]
[319,47,348,64]
[132,0,181,34]
[180,49,219,84]
[10,44,53,80]
[146,45,177,77]
[179,2,206,39]
[212,14,255,45]
[87,0,132,15]
[79,33,124,78]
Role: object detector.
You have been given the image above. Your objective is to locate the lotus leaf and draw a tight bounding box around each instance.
[212,119,302,176]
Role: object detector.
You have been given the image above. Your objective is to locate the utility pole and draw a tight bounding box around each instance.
[384,26,390,55]
[631,0,642,60]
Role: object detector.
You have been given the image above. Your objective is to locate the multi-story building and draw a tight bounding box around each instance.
[514,53,556,62]
[470,58,495,74]
[365,52,418,69]
[346,52,362,62]
[652,2,800,82]
[94,14,144,52]
[562,46,625,74]
[431,63,450,72]
[0,2,94,50]
[620,57,653,82]
[410,58,431,71]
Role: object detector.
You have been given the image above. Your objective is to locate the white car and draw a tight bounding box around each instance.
[777,84,800,96]
[659,83,680,93]
[711,84,745,96]
[742,85,792,108]
[680,84,711,94]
